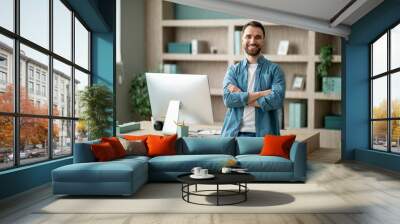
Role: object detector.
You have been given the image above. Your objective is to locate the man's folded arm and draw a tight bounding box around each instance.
[222,66,249,108]
[256,66,285,111]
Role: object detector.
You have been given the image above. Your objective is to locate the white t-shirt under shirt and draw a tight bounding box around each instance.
[240,63,257,133]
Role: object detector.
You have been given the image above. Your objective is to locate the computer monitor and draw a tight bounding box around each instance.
[146,73,214,134]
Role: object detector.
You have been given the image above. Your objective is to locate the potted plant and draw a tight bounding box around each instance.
[317,45,341,94]
[129,73,151,120]
[79,84,113,140]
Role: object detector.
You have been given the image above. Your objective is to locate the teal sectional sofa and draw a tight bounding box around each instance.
[52,137,306,196]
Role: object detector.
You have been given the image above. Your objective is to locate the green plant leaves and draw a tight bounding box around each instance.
[317,45,333,78]
[129,73,151,120]
[79,84,113,140]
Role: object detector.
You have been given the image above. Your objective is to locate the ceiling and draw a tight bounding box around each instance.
[166,0,384,38]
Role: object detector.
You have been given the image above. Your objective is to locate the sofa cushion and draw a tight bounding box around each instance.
[147,134,177,157]
[178,137,235,155]
[149,154,235,172]
[52,159,147,183]
[236,137,264,155]
[101,137,127,158]
[91,142,118,161]
[236,155,293,172]
[260,135,296,159]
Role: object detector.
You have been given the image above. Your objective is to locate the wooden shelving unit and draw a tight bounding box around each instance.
[146,0,342,149]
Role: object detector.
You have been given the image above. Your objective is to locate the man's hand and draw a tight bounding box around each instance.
[247,89,272,106]
[248,101,261,108]
[227,84,241,93]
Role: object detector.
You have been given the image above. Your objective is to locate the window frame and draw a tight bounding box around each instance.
[0,0,92,171]
[370,20,400,154]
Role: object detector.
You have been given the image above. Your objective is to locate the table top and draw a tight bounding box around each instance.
[177,172,255,185]
[123,121,319,142]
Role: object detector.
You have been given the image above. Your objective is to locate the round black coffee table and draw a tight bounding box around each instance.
[177,173,255,206]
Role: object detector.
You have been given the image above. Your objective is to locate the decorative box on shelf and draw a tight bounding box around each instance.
[324,115,342,130]
[167,42,191,54]
[322,77,341,94]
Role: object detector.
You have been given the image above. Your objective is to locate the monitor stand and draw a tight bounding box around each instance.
[162,100,181,135]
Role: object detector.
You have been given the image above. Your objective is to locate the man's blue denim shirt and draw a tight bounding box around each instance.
[221,56,285,137]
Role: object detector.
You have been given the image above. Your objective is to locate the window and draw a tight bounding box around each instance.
[371,23,400,154]
[0,0,91,170]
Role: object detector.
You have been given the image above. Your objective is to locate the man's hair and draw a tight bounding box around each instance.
[242,21,265,38]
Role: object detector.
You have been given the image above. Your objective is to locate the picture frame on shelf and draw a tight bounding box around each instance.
[277,40,289,55]
[292,75,305,90]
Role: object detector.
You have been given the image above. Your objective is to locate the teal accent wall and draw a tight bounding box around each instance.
[174,4,239,19]
[344,0,400,172]
[0,158,72,199]
[0,0,116,200]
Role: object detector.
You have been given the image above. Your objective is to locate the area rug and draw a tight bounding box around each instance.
[37,183,361,214]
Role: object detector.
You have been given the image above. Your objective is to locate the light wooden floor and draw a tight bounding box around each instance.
[1,148,400,224]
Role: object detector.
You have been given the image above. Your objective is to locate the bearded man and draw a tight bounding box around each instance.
[221,21,285,137]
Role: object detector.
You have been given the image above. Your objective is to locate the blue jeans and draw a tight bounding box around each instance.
[238,132,256,137]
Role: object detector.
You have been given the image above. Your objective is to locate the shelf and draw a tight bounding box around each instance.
[162,19,277,27]
[286,91,308,99]
[314,92,341,101]
[163,53,229,61]
[210,88,223,96]
[314,55,341,63]
[233,54,309,62]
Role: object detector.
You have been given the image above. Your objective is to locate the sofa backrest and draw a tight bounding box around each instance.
[73,139,100,163]
[177,137,236,155]
[235,137,264,155]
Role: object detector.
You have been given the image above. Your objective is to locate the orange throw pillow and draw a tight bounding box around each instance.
[259,135,296,159]
[146,134,177,157]
[101,137,127,158]
[91,142,117,161]
[123,135,149,142]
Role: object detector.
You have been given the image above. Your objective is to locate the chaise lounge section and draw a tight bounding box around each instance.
[52,137,306,196]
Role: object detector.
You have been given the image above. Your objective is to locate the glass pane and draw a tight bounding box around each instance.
[372,33,387,76]
[391,120,400,153]
[53,0,72,60]
[53,119,72,158]
[0,0,14,31]
[20,0,49,49]
[20,117,49,165]
[372,76,387,119]
[75,120,88,143]
[74,69,89,118]
[391,24,400,70]
[372,121,388,151]
[0,116,14,170]
[53,59,72,117]
[20,44,49,115]
[0,34,14,112]
[74,18,89,70]
[391,72,400,118]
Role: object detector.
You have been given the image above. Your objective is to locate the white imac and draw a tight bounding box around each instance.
[146,73,214,134]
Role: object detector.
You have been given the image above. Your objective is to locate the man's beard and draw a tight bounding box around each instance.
[244,44,261,56]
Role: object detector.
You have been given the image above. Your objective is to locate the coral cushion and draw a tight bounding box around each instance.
[91,142,117,161]
[123,135,149,142]
[146,134,177,157]
[101,137,127,158]
[260,135,296,159]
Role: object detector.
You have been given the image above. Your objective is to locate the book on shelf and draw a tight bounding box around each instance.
[289,102,306,128]
[163,64,178,74]
[191,40,208,54]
